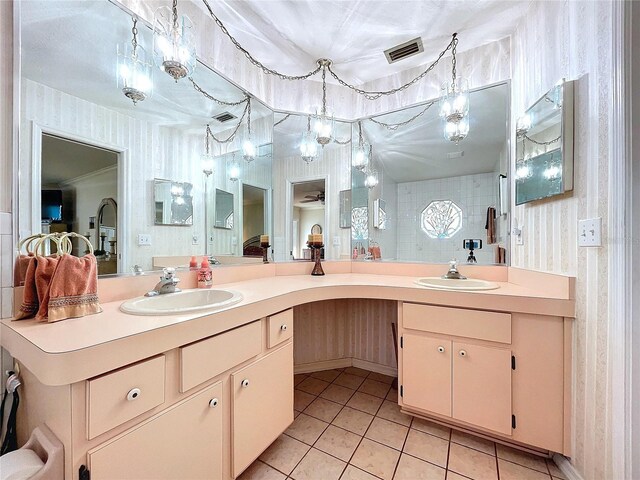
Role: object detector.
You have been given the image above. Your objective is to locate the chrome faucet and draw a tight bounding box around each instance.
[207,255,221,265]
[442,260,467,280]
[145,268,181,296]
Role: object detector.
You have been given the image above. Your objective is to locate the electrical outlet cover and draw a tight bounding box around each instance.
[137,234,151,246]
[578,218,602,247]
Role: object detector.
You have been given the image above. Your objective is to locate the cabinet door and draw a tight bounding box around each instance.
[232,342,294,477]
[401,333,452,417]
[88,382,223,480]
[452,342,512,435]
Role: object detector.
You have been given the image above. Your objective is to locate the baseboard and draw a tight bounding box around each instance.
[553,454,584,480]
[294,358,397,377]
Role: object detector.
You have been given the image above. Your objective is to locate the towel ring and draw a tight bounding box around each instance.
[33,233,64,256]
[60,232,94,255]
[17,234,46,255]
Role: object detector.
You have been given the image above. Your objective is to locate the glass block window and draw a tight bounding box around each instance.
[421,200,462,238]
[351,206,369,240]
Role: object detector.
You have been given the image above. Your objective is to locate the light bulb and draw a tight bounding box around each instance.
[543,165,561,180]
[242,140,256,162]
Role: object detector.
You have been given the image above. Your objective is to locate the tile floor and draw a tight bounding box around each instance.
[240,367,567,480]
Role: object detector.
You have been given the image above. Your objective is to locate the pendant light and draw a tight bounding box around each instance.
[242,98,256,163]
[353,121,370,171]
[439,35,469,143]
[228,153,240,182]
[153,0,196,82]
[201,124,214,176]
[315,59,335,146]
[300,115,319,164]
[364,168,379,189]
[117,17,152,105]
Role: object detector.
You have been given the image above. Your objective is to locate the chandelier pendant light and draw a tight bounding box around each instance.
[228,152,240,182]
[153,0,196,82]
[242,98,257,163]
[315,59,335,146]
[364,167,379,190]
[202,124,214,176]
[300,115,320,164]
[439,34,469,143]
[353,121,370,171]
[117,17,152,105]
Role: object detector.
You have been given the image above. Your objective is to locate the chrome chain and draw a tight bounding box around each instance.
[523,134,561,146]
[131,17,139,54]
[274,114,291,127]
[451,35,458,87]
[206,100,250,144]
[204,124,210,154]
[172,0,179,30]
[189,77,249,106]
[368,101,435,131]
[247,97,252,137]
[333,136,352,145]
[358,121,364,147]
[321,64,327,115]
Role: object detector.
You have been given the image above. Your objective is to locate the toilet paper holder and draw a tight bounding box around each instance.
[0,425,63,480]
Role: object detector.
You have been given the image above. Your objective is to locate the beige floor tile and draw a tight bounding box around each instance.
[445,472,471,480]
[295,410,301,419]
[365,417,409,451]
[321,384,357,405]
[311,369,342,383]
[335,372,367,389]
[358,379,391,398]
[351,438,401,480]
[377,400,412,427]
[259,434,310,475]
[450,431,495,456]
[546,459,566,479]
[315,425,362,462]
[447,443,498,480]
[238,460,287,480]
[290,448,346,480]
[332,407,374,435]
[368,372,396,385]
[345,366,371,378]
[403,429,449,467]
[498,459,551,480]
[295,390,317,411]
[386,388,399,402]
[346,391,384,415]
[496,444,549,473]
[411,418,451,440]
[304,397,344,423]
[340,465,380,480]
[285,413,330,445]
[298,376,331,396]
[394,453,446,480]
[295,374,309,387]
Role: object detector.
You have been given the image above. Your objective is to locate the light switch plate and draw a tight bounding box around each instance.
[578,217,602,247]
[137,234,151,246]
[192,234,199,245]
[332,236,341,247]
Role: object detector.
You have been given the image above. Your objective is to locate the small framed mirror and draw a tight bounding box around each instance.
[311,223,323,235]
[214,189,234,229]
[153,179,193,226]
[515,80,574,205]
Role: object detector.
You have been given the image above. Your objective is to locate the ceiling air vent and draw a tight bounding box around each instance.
[384,37,424,64]
[213,112,236,123]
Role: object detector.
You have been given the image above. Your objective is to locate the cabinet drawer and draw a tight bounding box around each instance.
[87,356,165,439]
[267,309,293,348]
[180,321,262,392]
[403,303,511,344]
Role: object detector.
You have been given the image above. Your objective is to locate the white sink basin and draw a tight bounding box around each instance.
[415,277,499,291]
[120,289,243,316]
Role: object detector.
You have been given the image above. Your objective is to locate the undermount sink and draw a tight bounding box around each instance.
[415,277,499,291]
[120,289,243,316]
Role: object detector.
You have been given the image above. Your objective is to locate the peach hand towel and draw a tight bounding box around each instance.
[46,254,102,322]
[13,253,33,287]
[14,256,38,320]
[35,255,62,321]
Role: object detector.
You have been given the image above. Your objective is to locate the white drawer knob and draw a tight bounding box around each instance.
[126,388,141,401]
[280,324,288,331]
[437,346,445,353]
[241,379,250,388]
[209,398,219,408]
[459,350,467,357]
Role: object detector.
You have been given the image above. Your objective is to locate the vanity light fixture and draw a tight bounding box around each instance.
[228,153,240,182]
[117,17,153,105]
[300,115,320,164]
[439,35,469,143]
[201,124,214,176]
[242,98,256,163]
[153,0,196,82]
[515,114,531,137]
[353,122,370,171]
[364,168,379,190]
[315,60,335,146]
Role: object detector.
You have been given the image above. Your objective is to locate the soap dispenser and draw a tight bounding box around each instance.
[197,257,213,288]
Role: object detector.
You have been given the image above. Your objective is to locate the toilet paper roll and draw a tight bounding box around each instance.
[0,449,44,480]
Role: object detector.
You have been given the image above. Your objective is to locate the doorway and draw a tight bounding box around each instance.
[291,179,326,260]
[241,183,268,256]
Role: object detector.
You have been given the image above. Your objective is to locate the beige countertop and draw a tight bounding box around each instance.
[1,270,575,386]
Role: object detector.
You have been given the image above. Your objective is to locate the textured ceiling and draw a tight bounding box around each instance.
[202,0,529,85]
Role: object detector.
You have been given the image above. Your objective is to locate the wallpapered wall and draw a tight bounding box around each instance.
[511,1,615,478]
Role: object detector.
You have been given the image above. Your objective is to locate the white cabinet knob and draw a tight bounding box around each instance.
[209,398,219,408]
[459,350,467,357]
[241,379,250,388]
[126,388,141,401]
[280,324,288,331]
[437,346,445,353]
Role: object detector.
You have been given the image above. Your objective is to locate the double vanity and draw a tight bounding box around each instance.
[1,262,574,480]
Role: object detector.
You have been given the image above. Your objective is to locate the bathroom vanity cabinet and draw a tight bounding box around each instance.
[399,302,569,454]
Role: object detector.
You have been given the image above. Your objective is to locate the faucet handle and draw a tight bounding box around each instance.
[449,260,458,270]
[162,267,176,279]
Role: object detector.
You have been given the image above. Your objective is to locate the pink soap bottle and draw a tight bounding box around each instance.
[197,257,213,288]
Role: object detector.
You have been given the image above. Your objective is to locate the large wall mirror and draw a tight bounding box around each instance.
[352,82,510,264]
[17,0,274,277]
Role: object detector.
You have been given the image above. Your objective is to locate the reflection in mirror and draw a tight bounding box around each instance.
[339,190,351,228]
[214,189,234,229]
[353,82,510,264]
[273,113,352,262]
[153,179,194,226]
[95,198,118,274]
[18,0,274,274]
[291,180,326,260]
[515,81,574,205]
[241,183,268,257]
